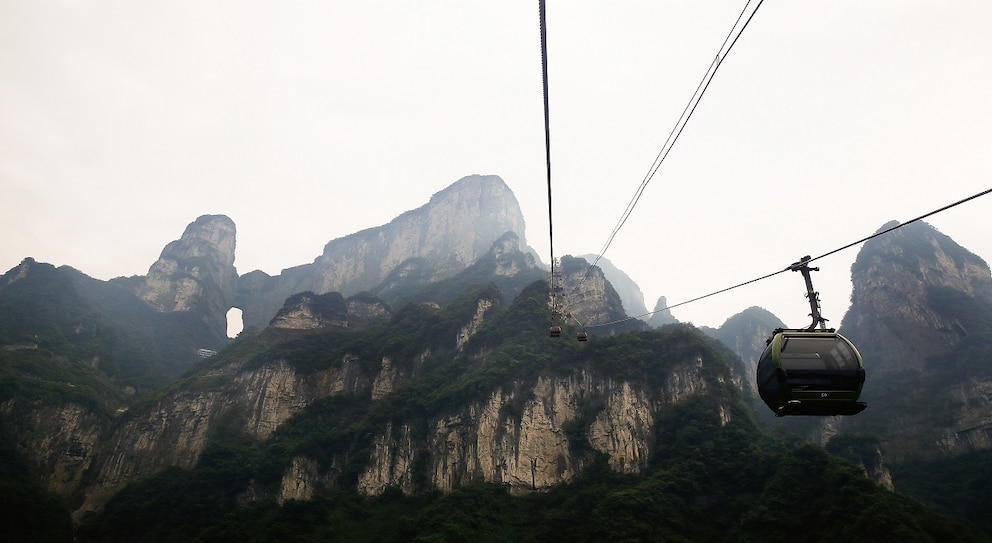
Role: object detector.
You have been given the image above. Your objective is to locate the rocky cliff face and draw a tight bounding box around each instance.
[557,256,647,335]
[76,354,374,515]
[706,306,785,397]
[355,370,695,496]
[0,400,109,505]
[647,296,679,328]
[579,254,649,319]
[236,175,530,331]
[268,291,390,330]
[843,220,992,374]
[78,353,726,514]
[136,215,237,339]
[838,220,992,459]
[399,231,544,310]
[69,287,731,517]
[122,175,534,335]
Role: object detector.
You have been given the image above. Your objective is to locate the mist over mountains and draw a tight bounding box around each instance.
[2,174,991,541]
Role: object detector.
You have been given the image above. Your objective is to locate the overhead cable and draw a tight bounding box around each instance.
[539,0,554,269]
[589,187,992,328]
[579,0,765,286]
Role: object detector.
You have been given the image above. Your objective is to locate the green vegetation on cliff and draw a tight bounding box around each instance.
[73,280,990,542]
[0,259,223,397]
[0,422,74,543]
[77,400,988,543]
[891,450,992,537]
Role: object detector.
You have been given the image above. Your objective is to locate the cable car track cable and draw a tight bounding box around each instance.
[538,0,566,332]
[587,186,992,329]
[539,0,554,270]
[577,0,765,290]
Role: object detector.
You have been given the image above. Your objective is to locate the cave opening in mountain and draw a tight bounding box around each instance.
[226,307,243,338]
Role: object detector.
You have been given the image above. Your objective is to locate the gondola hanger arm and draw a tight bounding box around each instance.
[789,256,828,331]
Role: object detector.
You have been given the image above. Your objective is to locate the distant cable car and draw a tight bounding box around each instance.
[549,325,562,338]
[577,331,588,342]
[755,256,867,416]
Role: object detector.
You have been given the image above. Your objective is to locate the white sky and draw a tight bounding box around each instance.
[2,1,991,329]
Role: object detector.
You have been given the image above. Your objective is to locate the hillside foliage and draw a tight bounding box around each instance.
[69,280,990,542]
[3,242,992,541]
[0,260,223,394]
[76,400,988,543]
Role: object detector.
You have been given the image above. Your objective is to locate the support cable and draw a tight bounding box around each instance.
[538,0,560,325]
[588,187,992,328]
[578,0,765,287]
[539,0,553,268]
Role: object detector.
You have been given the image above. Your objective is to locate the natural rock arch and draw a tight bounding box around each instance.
[226,307,244,338]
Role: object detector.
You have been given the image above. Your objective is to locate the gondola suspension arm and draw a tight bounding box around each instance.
[789,256,827,332]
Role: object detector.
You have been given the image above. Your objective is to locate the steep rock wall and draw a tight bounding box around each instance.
[354,361,715,496]
[76,334,726,517]
[236,175,529,330]
[837,220,992,459]
[136,215,237,339]
[77,355,381,516]
[0,400,108,502]
[843,221,992,374]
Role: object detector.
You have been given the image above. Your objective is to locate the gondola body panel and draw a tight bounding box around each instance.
[756,330,867,416]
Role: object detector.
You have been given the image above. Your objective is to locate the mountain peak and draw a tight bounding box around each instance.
[842,219,992,372]
[238,175,531,330]
[1,257,40,287]
[135,214,238,338]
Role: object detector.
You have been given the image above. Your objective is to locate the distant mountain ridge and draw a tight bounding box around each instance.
[578,254,649,318]
[0,173,644,517]
[704,306,786,397]
[236,174,532,330]
[5,175,992,539]
[837,220,992,459]
[134,214,238,340]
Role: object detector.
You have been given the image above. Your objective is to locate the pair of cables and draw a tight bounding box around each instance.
[539,0,766,322]
[536,3,991,330]
[581,0,766,286]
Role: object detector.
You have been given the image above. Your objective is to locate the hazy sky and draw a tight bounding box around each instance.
[3,1,991,329]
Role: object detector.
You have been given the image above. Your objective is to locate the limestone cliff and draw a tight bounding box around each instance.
[236,175,530,331]
[0,400,110,505]
[78,343,727,513]
[838,220,992,459]
[556,255,648,335]
[69,279,735,518]
[706,306,785,397]
[356,370,686,496]
[647,296,679,328]
[843,220,992,374]
[136,215,237,339]
[400,231,543,309]
[578,254,649,319]
[269,291,389,330]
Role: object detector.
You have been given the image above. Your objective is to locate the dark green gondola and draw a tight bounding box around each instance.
[756,329,867,416]
[755,256,868,416]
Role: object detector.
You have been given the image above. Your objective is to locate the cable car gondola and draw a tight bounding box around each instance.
[756,257,867,417]
[577,331,588,342]
[549,325,562,338]
[756,329,866,416]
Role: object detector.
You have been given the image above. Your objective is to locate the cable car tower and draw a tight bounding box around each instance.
[755,256,867,416]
